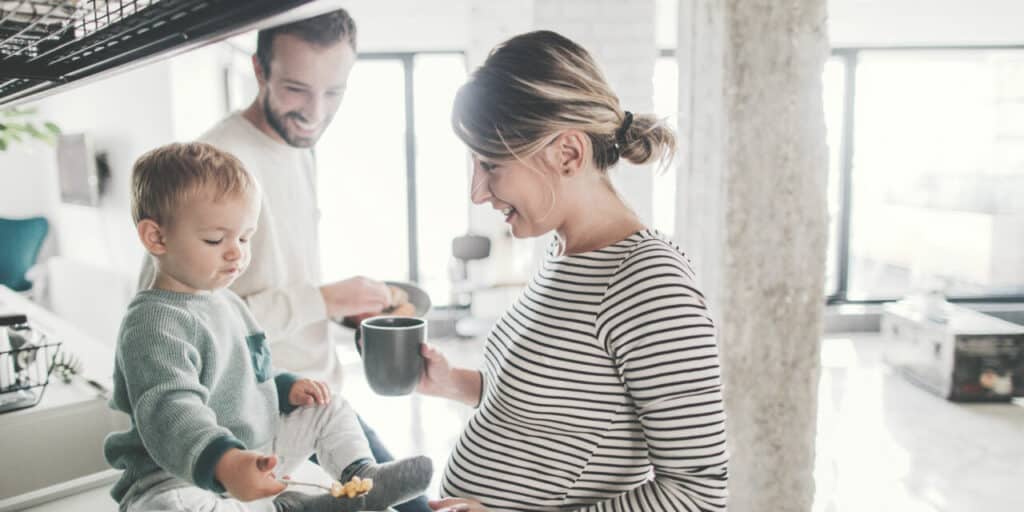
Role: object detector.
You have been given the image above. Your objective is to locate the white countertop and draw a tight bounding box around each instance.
[0,285,127,509]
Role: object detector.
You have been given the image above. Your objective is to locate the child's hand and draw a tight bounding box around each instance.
[214,449,286,501]
[289,378,331,407]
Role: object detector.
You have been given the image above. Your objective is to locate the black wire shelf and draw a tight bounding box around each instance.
[0,0,336,106]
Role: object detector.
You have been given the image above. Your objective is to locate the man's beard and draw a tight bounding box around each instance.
[263,95,329,148]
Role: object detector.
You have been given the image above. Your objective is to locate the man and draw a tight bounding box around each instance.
[139,10,429,512]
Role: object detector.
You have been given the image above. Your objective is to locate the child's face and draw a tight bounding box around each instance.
[156,187,260,293]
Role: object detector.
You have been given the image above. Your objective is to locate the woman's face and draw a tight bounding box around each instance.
[469,153,563,239]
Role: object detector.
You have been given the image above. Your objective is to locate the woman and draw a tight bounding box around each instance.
[419,30,728,512]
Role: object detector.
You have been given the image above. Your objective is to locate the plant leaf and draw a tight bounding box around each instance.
[44,122,60,135]
[2,107,36,117]
[0,138,7,151]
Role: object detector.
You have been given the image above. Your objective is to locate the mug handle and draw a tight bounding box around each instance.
[354,328,363,356]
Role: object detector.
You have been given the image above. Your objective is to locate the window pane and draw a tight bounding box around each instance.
[848,50,1024,299]
[414,54,469,304]
[317,60,409,283]
[652,55,678,237]
[823,57,846,297]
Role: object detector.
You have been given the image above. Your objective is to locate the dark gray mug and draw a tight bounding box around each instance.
[359,316,425,396]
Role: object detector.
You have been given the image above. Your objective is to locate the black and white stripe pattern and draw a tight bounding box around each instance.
[441,230,728,511]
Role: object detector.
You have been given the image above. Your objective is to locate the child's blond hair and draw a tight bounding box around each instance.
[131,142,255,225]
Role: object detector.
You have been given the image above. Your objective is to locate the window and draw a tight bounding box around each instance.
[318,59,409,286]
[826,48,1024,302]
[653,0,678,237]
[316,53,468,305]
[652,53,679,237]
[413,54,470,304]
[823,56,847,297]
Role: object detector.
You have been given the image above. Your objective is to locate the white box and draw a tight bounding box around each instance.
[882,300,1024,401]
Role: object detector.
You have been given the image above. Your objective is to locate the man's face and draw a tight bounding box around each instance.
[258,34,356,147]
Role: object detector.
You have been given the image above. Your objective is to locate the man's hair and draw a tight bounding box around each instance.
[256,9,357,76]
[131,142,255,226]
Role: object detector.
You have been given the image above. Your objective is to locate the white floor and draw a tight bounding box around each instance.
[812,334,1024,512]
[22,333,1024,511]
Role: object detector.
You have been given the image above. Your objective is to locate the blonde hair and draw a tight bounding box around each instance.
[452,30,676,171]
[131,142,255,225]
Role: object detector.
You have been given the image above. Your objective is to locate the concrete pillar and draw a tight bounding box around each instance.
[676,1,830,511]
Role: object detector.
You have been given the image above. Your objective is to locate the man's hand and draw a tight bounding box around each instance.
[320,276,389,318]
[289,378,331,407]
[214,449,286,501]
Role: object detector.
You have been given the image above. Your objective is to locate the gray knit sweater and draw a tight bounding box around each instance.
[104,288,298,503]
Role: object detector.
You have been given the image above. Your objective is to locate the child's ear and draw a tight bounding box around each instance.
[137,219,168,255]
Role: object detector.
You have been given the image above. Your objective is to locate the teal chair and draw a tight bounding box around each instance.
[0,217,49,292]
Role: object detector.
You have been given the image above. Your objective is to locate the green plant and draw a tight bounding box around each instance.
[0,107,61,151]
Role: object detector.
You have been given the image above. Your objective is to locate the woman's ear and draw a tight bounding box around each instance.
[137,219,168,256]
[552,130,587,177]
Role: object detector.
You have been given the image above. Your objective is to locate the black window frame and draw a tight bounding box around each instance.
[356,50,467,285]
[662,45,1024,305]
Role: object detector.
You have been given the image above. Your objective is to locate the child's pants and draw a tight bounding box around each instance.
[119,395,374,512]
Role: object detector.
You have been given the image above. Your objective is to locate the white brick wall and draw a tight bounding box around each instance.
[324,1,660,239]
[534,0,658,225]
[342,0,472,52]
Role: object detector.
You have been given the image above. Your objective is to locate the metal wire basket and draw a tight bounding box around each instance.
[0,331,62,414]
[0,0,325,106]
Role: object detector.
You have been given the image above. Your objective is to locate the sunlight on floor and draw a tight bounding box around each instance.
[813,335,1024,512]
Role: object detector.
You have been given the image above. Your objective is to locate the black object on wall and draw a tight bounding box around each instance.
[0,0,344,107]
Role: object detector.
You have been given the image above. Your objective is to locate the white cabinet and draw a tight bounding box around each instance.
[0,286,129,510]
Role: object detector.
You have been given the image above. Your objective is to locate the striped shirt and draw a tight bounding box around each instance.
[441,229,728,511]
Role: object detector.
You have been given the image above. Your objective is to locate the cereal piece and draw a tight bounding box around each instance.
[390,302,416,317]
[330,481,345,497]
[388,286,409,308]
[330,475,374,499]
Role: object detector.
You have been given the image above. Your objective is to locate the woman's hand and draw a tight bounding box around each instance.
[214,449,286,501]
[417,344,484,407]
[417,343,455,398]
[428,497,490,511]
[288,378,331,407]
